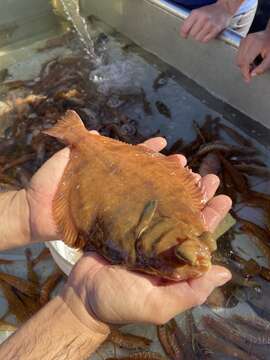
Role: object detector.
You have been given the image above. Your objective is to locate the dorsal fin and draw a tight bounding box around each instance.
[43,110,87,145]
[163,158,204,211]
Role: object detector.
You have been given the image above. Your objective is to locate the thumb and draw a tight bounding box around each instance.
[188,265,231,304]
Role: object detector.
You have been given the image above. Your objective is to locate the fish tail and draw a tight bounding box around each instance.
[43,110,87,145]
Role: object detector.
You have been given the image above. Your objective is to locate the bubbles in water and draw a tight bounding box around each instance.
[90,57,146,94]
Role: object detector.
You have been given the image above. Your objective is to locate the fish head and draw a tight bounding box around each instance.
[159,227,214,281]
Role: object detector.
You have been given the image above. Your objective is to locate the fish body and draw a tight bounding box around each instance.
[155,101,171,119]
[196,332,258,360]
[40,268,63,305]
[157,323,183,360]
[106,352,165,360]
[45,110,214,280]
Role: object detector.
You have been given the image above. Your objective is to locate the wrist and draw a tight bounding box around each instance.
[0,190,31,250]
[61,284,110,338]
[217,0,244,16]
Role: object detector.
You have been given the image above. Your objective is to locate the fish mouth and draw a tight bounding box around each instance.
[138,258,212,282]
[169,262,212,281]
[174,239,212,267]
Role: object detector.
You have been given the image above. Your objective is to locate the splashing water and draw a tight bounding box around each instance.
[90,57,147,95]
[58,0,99,63]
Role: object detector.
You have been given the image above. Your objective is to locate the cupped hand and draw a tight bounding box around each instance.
[180,3,232,43]
[237,30,270,82]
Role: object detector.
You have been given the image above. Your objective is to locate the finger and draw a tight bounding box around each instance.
[237,37,257,66]
[202,194,232,232]
[30,147,71,190]
[167,154,187,167]
[202,27,221,43]
[195,23,213,42]
[181,13,197,38]
[188,265,232,303]
[189,18,208,39]
[151,265,231,322]
[90,130,100,135]
[240,64,252,83]
[199,174,220,203]
[237,40,262,82]
[141,137,167,152]
[167,156,201,182]
[251,55,270,76]
[191,172,201,184]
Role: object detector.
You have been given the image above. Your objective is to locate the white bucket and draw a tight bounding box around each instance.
[46,240,82,275]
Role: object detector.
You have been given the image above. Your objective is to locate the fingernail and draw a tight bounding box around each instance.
[90,130,99,135]
[251,71,257,77]
[216,269,232,285]
[219,199,232,213]
[208,175,220,187]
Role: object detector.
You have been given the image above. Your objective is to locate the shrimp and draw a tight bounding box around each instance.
[108,329,152,350]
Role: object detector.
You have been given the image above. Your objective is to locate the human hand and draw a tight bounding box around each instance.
[180,2,232,43]
[61,144,232,330]
[237,29,270,82]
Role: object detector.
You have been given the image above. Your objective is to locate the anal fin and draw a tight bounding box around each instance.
[52,153,79,248]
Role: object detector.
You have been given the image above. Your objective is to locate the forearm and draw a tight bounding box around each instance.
[0,190,31,250]
[0,292,109,360]
[217,0,245,15]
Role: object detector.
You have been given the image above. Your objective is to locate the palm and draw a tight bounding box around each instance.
[68,252,230,325]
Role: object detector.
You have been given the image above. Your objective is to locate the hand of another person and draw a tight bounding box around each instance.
[237,29,270,82]
[180,2,232,43]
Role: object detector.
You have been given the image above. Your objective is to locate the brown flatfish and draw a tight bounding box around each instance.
[44,110,216,280]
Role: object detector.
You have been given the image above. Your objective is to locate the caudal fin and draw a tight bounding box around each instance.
[44,110,87,145]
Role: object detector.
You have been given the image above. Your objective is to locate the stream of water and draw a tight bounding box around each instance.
[57,0,99,62]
